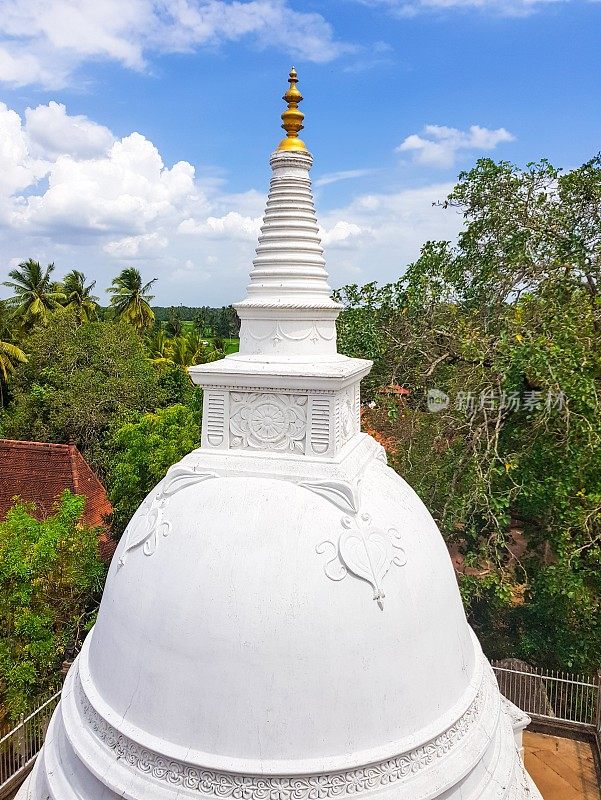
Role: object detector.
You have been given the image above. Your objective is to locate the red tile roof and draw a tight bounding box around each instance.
[0,438,112,529]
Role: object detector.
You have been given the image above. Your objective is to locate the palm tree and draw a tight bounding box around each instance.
[170,335,195,368]
[165,308,184,337]
[0,302,27,405]
[188,331,224,365]
[147,328,174,366]
[63,270,99,323]
[107,268,157,332]
[2,259,65,329]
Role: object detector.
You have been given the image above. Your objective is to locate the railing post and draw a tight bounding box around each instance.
[596,671,601,734]
[17,714,26,768]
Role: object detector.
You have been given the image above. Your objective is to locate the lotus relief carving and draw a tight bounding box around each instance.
[230,392,307,452]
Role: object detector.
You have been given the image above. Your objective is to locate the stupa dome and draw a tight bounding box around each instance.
[18,69,541,800]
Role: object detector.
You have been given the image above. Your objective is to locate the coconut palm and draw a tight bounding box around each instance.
[2,259,65,329]
[63,270,99,323]
[147,328,174,366]
[165,308,184,337]
[108,268,157,332]
[170,335,195,368]
[0,302,27,405]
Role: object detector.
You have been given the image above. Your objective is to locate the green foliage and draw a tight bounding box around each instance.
[0,301,27,406]
[152,305,241,338]
[107,404,200,535]
[61,270,99,324]
[2,259,65,331]
[337,155,601,672]
[0,310,163,474]
[108,267,156,332]
[165,307,184,337]
[0,492,106,719]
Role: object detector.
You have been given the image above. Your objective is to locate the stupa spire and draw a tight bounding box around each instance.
[235,67,341,356]
[187,68,370,459]
[277,67,307,152]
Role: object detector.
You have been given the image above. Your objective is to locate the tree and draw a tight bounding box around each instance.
[147,328,174,367]
[108,405,200,534]
[0,302,27,406]
[2,259,65,330]
[215,305,239,338]
[0,310,164,474]
[0,492,106,719]
[193,308,210,335]
[107,268,156,332]
[165,307,184,337]
[62,270,99,323]
[336,155,601,672]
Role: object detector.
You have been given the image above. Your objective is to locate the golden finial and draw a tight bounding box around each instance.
[277,67,307,152]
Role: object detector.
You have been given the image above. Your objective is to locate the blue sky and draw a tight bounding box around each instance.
[0,0,600,305]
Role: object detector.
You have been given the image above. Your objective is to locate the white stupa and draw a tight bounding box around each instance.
[19,69,542,800]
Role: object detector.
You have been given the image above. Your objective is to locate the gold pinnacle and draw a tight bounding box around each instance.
[277,67,307,152]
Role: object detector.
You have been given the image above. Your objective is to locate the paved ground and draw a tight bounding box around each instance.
[524,730,600,799]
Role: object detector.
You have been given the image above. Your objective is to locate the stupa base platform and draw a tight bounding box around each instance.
[18,650,541,800]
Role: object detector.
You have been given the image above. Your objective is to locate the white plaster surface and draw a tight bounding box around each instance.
[18,142,542,800]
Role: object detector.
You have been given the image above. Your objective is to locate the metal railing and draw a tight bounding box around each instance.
[0,689,60,796]
[492,661,601,729]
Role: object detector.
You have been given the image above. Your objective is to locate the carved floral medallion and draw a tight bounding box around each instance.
[230,392,307,452]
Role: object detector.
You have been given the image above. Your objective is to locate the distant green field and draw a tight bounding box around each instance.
[178,321,239,354]
[169,319,240,355]
[223,338,239,354]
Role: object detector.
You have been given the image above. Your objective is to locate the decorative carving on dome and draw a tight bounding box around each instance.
[230,392,307,452]
[120,468,217,562]
[317,513,406,610]
[76,668,492,799]
[300,480,359,514]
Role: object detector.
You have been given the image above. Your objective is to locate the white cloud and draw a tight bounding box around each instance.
[314,169,378,188]
[319,221,365,247]
[0,99,465,305]
[104,232,168,258]
[396,124,515,168]
[25,102,114,160]
[178,211,261,240]
[356,0,565,17]
[0,0,352,88]
[318,183,462,288]
[8,130,200,236]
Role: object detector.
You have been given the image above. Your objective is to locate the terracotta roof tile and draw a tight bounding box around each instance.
[0,438,112,531]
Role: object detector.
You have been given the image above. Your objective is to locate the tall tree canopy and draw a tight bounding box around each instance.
[2,259,65,330]
[62,270,99,323]
[0,310,164,474]
[108,267,156,332]
[336,155,601,672]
